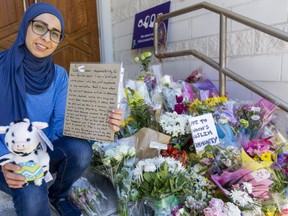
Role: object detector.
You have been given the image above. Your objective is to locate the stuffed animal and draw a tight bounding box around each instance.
[0,118,50,186]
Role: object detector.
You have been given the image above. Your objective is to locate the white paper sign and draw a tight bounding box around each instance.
[149,141,168,150]
[188,113,220,154]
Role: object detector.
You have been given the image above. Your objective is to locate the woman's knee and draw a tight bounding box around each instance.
[54,136,93,168]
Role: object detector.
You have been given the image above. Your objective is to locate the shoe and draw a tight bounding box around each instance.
[49,197,83,216]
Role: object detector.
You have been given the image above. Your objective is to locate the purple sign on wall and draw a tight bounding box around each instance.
[131,1,171,49]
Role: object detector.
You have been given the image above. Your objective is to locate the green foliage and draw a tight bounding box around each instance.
[133,162,188,200]
[130,99,158,130]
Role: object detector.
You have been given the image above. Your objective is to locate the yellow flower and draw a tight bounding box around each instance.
[121,120,126,127]
[260,151,272,162]
[272,153,277,161]
[239,119,249,128]
[207,153,214,159]
[125,117,134,125]
[265,212,275,216]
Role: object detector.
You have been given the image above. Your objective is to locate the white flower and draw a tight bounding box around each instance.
[160,75,172,87]
[133,156,187,182]
[159,112,190,137]
[102,158,111,166]
[230,189,255,207]
[242,182,253,194]
[223,202,241,216]
[114,154,124,162]
[143,163,157,172]
[105,149,116,158]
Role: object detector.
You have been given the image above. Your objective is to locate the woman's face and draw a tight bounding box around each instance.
[25,13,61,58]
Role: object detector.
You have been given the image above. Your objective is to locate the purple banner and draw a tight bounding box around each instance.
[131,1,171,49]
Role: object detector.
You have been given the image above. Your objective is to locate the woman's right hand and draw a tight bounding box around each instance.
[2,163,25,188]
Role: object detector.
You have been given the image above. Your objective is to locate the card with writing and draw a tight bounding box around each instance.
[64,63,124,142]
[188,113,220,154]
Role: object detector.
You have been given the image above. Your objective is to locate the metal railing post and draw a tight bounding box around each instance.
[153,1,288,112]
[219,13,227,96]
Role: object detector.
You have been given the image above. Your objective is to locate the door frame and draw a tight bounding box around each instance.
[97,0,113,63]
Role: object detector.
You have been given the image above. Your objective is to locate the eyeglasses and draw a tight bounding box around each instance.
[30,20,65,44]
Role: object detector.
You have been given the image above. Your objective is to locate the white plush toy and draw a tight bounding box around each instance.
[0,118,50,186]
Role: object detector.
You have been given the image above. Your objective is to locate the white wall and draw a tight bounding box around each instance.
[110,0,288,103]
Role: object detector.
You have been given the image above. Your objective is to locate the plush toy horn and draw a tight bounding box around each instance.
[32,122,49,130]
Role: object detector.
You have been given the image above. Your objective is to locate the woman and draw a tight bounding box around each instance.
[0,3,122,216]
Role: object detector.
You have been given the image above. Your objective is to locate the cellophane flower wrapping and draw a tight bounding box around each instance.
[272,187,288,216]
[233,98,276,140]
[69,177,108,216]
[90,138,136,216]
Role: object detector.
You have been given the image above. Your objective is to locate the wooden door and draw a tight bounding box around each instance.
[0,0,24,51]
[0,0,100,73]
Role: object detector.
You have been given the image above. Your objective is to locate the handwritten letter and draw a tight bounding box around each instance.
[64,63,123,142]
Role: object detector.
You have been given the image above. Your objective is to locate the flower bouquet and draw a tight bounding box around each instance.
[131,156,189,216]
[182,164,216,215]
[158,111,191,148]
[203,198,241,216]
[69,177,108,216]
[90,139,136,216]
[161,144,188,167]
[118,97,157,138]
[233,98,276,139]
[270,153,288,215]
[159,75,179,112]
[133,51,160,104]
[188,96,229,117]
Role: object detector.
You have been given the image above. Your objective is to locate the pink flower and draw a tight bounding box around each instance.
[176,95,183,103]
[211,168,273,199]
[244,139,272,157]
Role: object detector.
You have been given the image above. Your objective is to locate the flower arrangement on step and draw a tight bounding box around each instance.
[88,51,288,216]
[130,156,189,216]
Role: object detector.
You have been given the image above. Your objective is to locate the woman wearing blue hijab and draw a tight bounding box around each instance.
[0,3,123,216]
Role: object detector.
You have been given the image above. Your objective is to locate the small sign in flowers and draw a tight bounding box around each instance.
[188,113,220,153]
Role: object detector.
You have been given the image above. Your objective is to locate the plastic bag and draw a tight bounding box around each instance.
[69,177,108,216]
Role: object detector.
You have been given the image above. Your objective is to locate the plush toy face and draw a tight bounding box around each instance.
[0,118,48,155]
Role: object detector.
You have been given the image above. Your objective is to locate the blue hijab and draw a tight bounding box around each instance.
[0,3,64,125]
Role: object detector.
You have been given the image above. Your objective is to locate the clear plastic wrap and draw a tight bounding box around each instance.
[69,177,108,216]
[90,138,136,216]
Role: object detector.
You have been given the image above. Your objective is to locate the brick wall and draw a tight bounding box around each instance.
[111,0,288,102]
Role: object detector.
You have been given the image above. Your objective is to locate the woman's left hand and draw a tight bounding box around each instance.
[108,108,123,132]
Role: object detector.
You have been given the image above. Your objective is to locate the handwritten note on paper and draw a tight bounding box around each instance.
[188,113,220,154]
[63,63,123,142]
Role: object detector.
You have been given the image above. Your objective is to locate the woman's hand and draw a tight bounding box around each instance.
[2,163,25,188]
[108,108,123,132]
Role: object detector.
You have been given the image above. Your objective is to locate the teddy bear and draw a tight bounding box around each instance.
[0,118,50,186]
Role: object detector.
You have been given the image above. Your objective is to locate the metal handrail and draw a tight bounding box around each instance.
[154,1,288,112]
